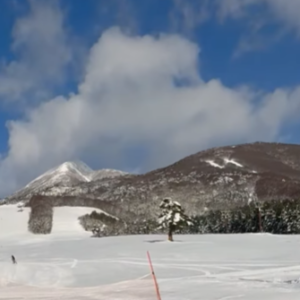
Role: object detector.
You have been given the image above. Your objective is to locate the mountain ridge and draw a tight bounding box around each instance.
[4,142,300,216]
[3,161,128,204]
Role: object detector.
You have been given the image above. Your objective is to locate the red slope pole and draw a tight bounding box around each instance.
[147,251,162,300]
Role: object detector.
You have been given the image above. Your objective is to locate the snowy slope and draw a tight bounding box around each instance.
[3,161,128,203]
[0,204,108,240]
[1,206,300,299]
[0,205,300,300]
[3,161,92,203]
[91,169,128,181]
[25,161,93,189]
[1,228,300,299]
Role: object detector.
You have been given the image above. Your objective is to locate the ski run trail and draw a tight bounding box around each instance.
[1,204,300,299]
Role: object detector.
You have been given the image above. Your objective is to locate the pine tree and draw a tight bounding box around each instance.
[158,198,192,241]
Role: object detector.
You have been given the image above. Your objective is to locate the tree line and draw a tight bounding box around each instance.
[123,198,300,240]
[188,198,300,234]
[25,194,300,238]
[149,198,300,237]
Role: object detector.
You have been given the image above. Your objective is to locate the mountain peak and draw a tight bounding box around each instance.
[4,160,128,203]
[57,162,77,172]
[7,141,300,206]
[25,160,93,190]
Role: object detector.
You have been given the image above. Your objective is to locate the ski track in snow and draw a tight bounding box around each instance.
[1,205,300,299]
[70,259,78,269]
[1,240,300,300]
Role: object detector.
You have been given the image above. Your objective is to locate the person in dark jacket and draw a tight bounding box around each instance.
[11,255,17,264]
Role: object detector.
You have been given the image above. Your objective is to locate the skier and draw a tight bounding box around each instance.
[11,255,17,264]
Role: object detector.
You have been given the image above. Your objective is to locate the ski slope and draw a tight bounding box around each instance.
[0,204,106,240]
[1,205,300,299]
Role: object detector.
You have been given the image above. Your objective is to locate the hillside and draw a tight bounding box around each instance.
[3,142,300,229]
[3,161,128,204]
[0,204,99,237]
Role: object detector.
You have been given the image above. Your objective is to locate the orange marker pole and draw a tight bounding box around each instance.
[147,251,162,300]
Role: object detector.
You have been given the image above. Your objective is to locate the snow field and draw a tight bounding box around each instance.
[1,204,300,299]
[0,204,107,241]
[1,234,300,299]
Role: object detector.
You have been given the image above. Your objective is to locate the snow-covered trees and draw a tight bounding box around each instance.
[186,199,300,234]
[28,196,53,234]
[158,198,192,241]
[91,224,107,237]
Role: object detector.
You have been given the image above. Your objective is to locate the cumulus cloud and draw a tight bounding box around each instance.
[0,0,72,104]
[1,27,300,196]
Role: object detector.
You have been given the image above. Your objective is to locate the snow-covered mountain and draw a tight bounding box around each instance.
[91,169,127,181]
[4,142,300,219]
[25,161,93,189]
[3,161,128,204]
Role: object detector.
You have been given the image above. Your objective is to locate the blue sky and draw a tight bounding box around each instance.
[0,0,300,195]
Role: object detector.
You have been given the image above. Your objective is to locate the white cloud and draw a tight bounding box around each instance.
[171,0,300,33]
[218,0,300,56]
[170,0,211,35]
[217,0,260,20]
[171,0,300,56]
[1,27,300,196]
[0,0,72,104]
[218,0,300,33]
[265,0,300,34]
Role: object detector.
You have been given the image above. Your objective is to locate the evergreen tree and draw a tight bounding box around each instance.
[158,198,192,241]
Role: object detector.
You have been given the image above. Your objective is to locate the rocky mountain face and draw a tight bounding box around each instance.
[4,142,300,224]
